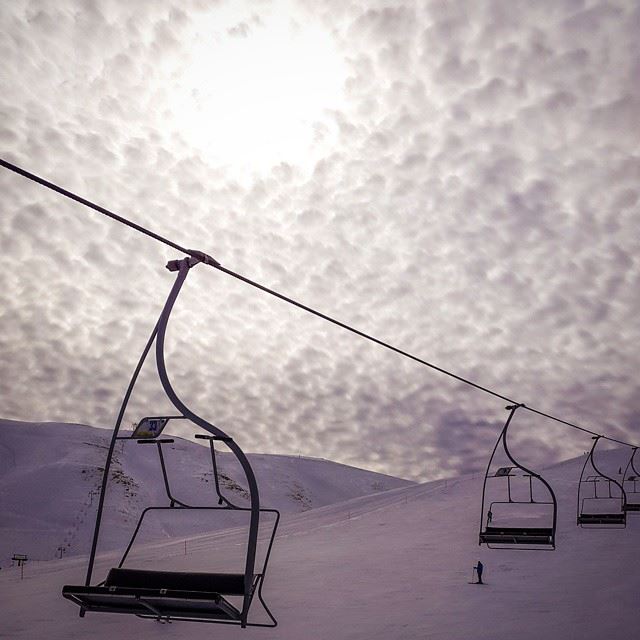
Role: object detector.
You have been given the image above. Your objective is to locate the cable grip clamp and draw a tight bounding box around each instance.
[166,250,221,272]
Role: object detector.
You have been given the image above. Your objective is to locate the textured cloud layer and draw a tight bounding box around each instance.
[1,0,638,480]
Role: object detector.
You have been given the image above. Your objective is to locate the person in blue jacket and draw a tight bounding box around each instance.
[475,560,484,584]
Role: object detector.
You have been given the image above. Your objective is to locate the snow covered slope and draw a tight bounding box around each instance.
[0,419,412,565]
[0,440,637,639]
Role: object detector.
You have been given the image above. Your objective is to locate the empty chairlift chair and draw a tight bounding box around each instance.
[479,405,557,550]
[577,436,626,528]
[622,447,640,513]
[62,255,280,628]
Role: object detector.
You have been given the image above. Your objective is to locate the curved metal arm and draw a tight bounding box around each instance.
[622,447,639,483]
[632,448,640,477]
[580,437,627,508]
[501,409,558,524]
[576,439,595,518]
[504,414,558,544]
[155,257,260,627]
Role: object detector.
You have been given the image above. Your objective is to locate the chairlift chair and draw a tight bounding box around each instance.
[479,405,558,550]
[62,256,280,628]
[576,436,626,528]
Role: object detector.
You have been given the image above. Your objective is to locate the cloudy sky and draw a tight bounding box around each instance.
[1,0,638,481]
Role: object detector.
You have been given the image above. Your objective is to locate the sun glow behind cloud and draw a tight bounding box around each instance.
[168,3,347,177]
[1,0,639,481]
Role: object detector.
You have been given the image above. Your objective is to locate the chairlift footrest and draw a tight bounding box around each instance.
[62,584,242,622]
[577,513,626,525]
[479,526,554,546]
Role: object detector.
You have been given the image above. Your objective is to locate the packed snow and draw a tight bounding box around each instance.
[0,420,638,639]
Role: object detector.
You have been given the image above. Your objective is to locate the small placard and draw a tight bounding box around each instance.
[132,417,169,439]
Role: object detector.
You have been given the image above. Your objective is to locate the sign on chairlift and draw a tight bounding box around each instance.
[494,466,514,477]
[132,417,169,439]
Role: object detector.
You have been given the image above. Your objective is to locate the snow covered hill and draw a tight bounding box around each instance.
[0,419,413,566]
[0,429,637,640]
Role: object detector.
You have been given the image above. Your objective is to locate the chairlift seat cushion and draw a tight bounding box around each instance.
[105,568,246,595]
[480,526,553,545]
[62,569,251,622]
[624,503,640,512]
[578,513,626,524]
[62,585,242,621]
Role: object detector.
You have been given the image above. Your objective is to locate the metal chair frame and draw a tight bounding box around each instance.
[479,404,558,550]
[577,436,626,528]
[62,256,279,628]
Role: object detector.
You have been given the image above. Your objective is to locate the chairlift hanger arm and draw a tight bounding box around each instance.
[478,405,519,532]
[500,405,539,479]
[501,406,554,510]
[623,447,639,480]
[632,448,640,476]
[585,437,626,493]
[155,257,261,622]
[83,258,257,583]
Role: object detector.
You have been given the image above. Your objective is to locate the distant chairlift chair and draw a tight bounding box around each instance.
[577,436,626,528]
[62,255,280,628]
[479,404,558,550]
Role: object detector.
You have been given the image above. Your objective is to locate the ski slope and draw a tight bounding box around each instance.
[0,434,637,640]
[0,419,412,566]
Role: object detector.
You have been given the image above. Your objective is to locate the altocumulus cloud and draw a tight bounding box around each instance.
[0,0,638,480]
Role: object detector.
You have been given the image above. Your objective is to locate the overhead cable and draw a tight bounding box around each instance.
[0,157,634,449]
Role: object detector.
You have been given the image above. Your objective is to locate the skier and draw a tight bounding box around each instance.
[475,560,484,584]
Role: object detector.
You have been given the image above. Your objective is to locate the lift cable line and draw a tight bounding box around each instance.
[1,157,635,449]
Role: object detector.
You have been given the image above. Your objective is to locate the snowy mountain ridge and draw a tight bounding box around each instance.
[0,419,413,566]
[1,420,638,639]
